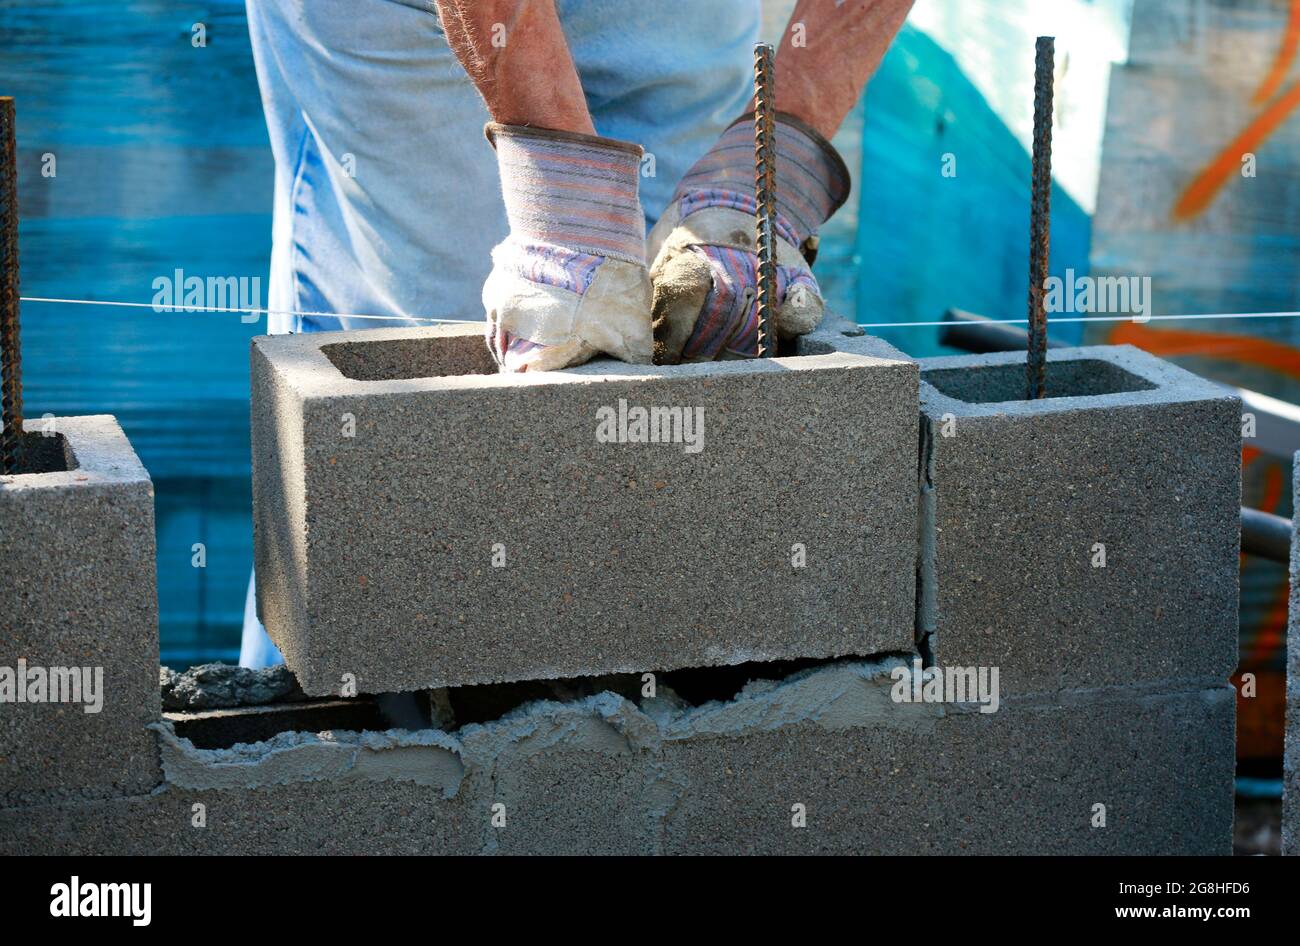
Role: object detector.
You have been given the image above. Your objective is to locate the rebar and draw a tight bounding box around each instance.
[1,96,23,473]
[753,43,777,359]
[1026,37,1055,399]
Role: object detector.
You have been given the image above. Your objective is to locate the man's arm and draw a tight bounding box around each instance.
[647,0,915,362]
[776,0,915,139]
[434,0,594,134]
[433,0,653,372]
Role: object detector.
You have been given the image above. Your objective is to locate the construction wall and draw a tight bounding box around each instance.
[0,659,1236,856]
[0,324,1243,854]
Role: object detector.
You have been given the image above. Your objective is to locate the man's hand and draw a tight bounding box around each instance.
[439,1,652,371]
[647,0,913,363]
[483,124,653,372]
[647,113,849,362]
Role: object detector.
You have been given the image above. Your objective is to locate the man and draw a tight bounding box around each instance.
[240,0,913,666]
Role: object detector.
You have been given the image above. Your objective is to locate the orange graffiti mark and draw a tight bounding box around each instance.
[1108,321,1300,379]
[1174,80,1300,219]
[1253,0,1300,104]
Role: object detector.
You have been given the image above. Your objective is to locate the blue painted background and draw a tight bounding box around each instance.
[5,1,270,663]
[854,25,1091,354]
[2,2,1093,664]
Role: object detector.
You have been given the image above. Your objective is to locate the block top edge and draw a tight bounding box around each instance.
[251,321,483,351]
[253,322,915,399]
[0,415,151,492]
[915,344,1239,416]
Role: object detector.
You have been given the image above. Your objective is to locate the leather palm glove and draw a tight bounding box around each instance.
[482,123,654,372]
[646,112,850,363]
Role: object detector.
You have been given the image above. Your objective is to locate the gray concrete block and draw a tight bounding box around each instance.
[796,335,1243,696]
[659,681,1234,855]
[0,660,1233,855]
[0,780,478,857]
[456,696,671,856]
[1284,454,1299,856]
[250,323,919,695]
[0,416,162,805]
[913,346,1241,694]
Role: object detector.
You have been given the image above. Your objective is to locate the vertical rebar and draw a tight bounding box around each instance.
[753,42,778,359]
[1026,37,1055,399]
[0,96,22,473]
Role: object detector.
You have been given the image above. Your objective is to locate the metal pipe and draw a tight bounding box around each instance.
[1026,37,1055,398]
[753,42,777,359]
[940,308,1066,354]
[1237,386,1300,460]
[1241,507,1294,563]
[1,96,22,474]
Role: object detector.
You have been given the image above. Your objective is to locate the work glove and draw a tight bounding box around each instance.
[482,123,654,372]
[647,113,850,363]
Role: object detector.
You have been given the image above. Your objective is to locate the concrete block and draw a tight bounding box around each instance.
[795,336,1242,695]
[913,345,1240,695]
[0,780,478,857]
[250,323,919,695]
[456,695,670,856]
[0,660,1233,855]
[1284,454,1299,856]
[0,416,161,805]
[659,677,1234,855]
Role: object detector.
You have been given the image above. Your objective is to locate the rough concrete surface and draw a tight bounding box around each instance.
[913,346,1240,695]
[0,659,1233,855]
[0,416,162,806]
[1284,455,1299,856]
[251,323,919,695]
[804,331,1242,696]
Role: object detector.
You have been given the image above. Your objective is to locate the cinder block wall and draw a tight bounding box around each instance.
[0,659,1233,855]
[0,333,1243,854]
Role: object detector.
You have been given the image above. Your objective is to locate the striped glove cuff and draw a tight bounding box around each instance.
[672,111,851,244]
[486,123,647,266]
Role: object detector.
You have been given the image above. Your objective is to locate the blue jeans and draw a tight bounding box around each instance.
[240,0,760,667]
